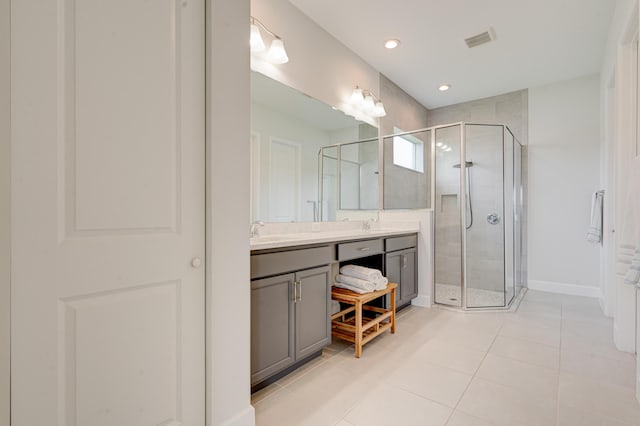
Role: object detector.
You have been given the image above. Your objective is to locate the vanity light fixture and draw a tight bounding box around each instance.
[349,86,386,118]
[250,17,289,64]
[438,84,451,91]
[384,39,400,49]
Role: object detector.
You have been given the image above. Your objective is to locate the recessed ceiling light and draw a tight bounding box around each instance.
[384,39,400,49]
[438,84,451,91]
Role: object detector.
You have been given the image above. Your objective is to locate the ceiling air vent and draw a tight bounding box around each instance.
[464,28,496,48]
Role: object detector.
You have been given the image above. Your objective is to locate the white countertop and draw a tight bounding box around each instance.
[250,222,419,251]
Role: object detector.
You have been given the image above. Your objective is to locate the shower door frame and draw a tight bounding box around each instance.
[430,121,524,311]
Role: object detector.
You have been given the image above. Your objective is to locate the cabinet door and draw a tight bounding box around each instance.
[251,273,295,385]
[400,249,418,305]
[385,251,402,305]
[295,266,331,360]
[386,248,418,307]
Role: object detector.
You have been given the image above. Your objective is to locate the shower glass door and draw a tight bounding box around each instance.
[464,124,506,308]
[434,124,463,306]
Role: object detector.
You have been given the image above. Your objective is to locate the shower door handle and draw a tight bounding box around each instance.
[486,213,500,225]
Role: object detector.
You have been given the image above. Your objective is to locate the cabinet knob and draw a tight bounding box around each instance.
[191,257,202,268]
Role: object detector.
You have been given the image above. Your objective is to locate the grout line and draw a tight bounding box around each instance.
[444,316,505,424]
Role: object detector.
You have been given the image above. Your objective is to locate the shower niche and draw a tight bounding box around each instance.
[433,123,524,309]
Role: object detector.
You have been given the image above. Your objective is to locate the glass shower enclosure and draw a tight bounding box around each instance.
[434,123,523,309]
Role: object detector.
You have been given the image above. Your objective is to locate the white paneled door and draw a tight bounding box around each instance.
[11,0,205,424]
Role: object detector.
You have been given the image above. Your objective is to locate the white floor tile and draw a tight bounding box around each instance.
[558,373,640,425]
[255,362,380,426]
[562,318,616,343]
[457,378,557,426]
[344,383,453,426]
[333,421,355,426]
[561,332,635,363]
[558,404,633,426]
[490,335,560,369]
[251,382,286,405]
[475,353,559,400]
[387,359,473,407]
[499,319,560,347]
[560,347,636,389]
[522,290,563,306]
[446,411,498,426]
[434,325,497,352]
[517,300,562,318]
[412,338,487,375]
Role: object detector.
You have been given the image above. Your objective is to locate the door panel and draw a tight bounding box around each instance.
[433,125,463,307]
[269,138,300,222]
[385,252,402,304]
[464,124,506,308]
[400,250,417,303]
[11,0,205,424]
[251,274,295,385]
[295,266,331,360]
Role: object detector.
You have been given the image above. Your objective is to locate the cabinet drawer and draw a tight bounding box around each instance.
[385,235,417,252]
[337,239,383,261]
[251,246,334,279]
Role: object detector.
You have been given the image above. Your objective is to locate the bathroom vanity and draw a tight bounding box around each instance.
[249,227,419,390]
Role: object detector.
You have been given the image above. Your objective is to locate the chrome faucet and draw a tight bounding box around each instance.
[362,218,376,232]
[250,221,264,238]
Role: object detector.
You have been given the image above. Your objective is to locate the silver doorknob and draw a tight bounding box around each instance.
[486,213,500,225]
[191,257,202,268]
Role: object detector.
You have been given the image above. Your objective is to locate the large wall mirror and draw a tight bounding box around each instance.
[250,71,378,223]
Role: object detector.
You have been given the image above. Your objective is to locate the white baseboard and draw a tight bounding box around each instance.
[411,294,431,308]
[527,280,602,298]
[220,405,255,426]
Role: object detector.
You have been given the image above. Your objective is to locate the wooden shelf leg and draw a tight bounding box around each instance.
[355,300,362,358]
[390,287,396,334]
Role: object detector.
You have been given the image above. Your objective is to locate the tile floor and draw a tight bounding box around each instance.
[252,290,640,426]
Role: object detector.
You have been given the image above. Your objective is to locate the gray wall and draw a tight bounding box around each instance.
[379,74,431,209]
[427,89,529,145]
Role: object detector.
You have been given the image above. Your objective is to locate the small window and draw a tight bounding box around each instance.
[393,134,424,173]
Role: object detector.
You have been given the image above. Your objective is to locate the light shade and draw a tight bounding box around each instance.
[250,24,266,52]
[349,87,365,106]
[363,94,375,113]
[267,38,289,64]
[372,101,386,117]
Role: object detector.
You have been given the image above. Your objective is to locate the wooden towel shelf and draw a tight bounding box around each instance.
[330,283,397,358]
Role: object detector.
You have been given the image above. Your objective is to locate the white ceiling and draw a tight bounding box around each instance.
[289,0,616,109]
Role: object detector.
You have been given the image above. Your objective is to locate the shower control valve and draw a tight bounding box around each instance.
[486,213,500,225]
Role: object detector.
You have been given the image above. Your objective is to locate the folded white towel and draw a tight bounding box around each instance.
[333,282,370,294]
[331,300,341,315]
[339,265,388,289]
[335,274,377,292]
[623,241,640,286]
[587,191,603,244]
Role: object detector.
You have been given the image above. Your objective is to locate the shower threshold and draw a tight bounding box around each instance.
[434,283,526,311]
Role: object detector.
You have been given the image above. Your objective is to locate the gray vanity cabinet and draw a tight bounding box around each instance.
[250,273,295,385]
[385,235,418,307]
[294,266,331,360]
[250,264,331,386]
